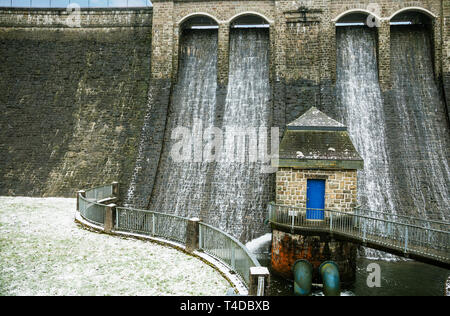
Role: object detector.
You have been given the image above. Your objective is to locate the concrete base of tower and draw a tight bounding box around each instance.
[270,228,357,284]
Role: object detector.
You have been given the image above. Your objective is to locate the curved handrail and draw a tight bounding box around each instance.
[198,222,260,285]
[271,202,450,232]
[78,193,109,226]
[199,222,260,268]
[354,204,450,226]
[76,183,265,293]
[84,184,114,200]
[115,206,188,244]
[268,203,450,266]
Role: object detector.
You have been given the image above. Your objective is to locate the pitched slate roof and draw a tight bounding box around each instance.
[274,107,364,170]
[287,107,346,131]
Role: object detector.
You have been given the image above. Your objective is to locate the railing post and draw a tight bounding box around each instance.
[104,203,116,233]
[404,226,409,254]
[112,181,119,197]
[231,243,236,270]
[269,202,275,222]
[363,222,367,242]
[152,213,156,237]
[185,218,201,253]
[76,190,86,211]
[249,267,270,296]
[291,211,295,231]
[330,213,333,231]
[199,224,203,250]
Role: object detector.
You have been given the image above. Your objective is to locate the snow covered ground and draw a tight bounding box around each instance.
[0,197,230,296]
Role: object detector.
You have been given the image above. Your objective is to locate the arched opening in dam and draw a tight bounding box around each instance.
[147,14,219,221]
[335,9,449,221]
[332,8,449,263]
[388,10,449,221]
[146,13,273,242]
[206,13,273,242]
[230,14,271,28]
[334,11,379,27]
[335,11,396,218]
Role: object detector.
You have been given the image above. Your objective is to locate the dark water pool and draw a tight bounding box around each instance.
[263,257,449,296]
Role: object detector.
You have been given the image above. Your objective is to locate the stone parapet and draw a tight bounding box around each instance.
[0,7,152,28]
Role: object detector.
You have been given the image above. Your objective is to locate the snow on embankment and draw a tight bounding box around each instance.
[0,197,229,296]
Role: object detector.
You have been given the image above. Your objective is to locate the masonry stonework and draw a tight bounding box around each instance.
[270,106,362,282]
[271,165,359,283]
[276,168,358,213]
[271,229,357,283]
[0,9,152,199]
[0,0,448,208]
[154,0,276,85]
[443,0,450,119]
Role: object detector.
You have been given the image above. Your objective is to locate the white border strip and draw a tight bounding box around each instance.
[226,11,274,24]
[333,7,437,23]
[332,9,382,22]
[387,7,437,20]
[178,12,221,25]
[177,11,274,26]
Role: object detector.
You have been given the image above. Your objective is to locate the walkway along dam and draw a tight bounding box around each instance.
[0,1,449,252]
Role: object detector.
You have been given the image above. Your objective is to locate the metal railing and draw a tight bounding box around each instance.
[354,206,449,231]
[76,183,266,294]
[268,203,450,264]
[78,194,107,226]
[77,184,115,226]
[85,184,113,201]
[199,222,260,285]
[115,207,188,244]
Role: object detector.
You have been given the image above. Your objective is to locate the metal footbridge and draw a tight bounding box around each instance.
[268,203,450,269]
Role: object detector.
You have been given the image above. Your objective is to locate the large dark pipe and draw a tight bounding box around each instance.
[319,261,340,296]
[293,260,313,296]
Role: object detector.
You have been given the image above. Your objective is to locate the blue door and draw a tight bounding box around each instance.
[306,179,325,220]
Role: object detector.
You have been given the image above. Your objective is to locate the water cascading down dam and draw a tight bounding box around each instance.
[334,14,449,259]
[336,26,396,217]
[148,29,219,221]
[206,28,274,242]
[388,24,450,221]
[124,9,449,254]
[128,20,274,242]
[336,14,449,222]
[335,25,398,259]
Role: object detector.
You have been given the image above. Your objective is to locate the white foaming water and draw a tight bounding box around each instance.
[336,27,396,216]
[390,26,450,221]
[207,29,273,242]
[336,27,397,259]
[336,26,449,260]
[148,30,218,218]
[245,233,272,254]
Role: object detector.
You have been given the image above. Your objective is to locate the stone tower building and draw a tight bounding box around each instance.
[270,106,363,281]
[0,0,448,241]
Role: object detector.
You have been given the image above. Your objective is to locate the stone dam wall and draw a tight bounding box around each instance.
[0,9,152,199]
[0,1,449,228]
